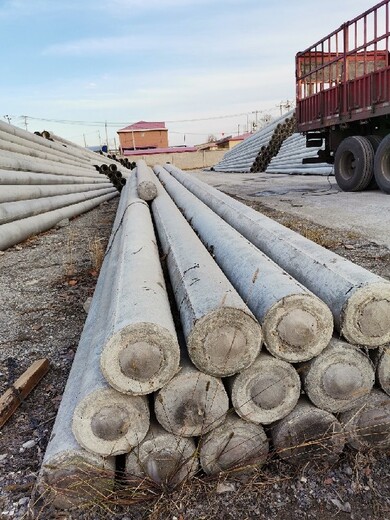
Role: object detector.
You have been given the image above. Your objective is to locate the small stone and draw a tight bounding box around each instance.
[330,498,352,513]
[22,440,36,449]
[344,244,355,250]
[216,482,236,494]
[0,453,7,462]
[300,476,308,483]
[0,251,5,255]
[18,497,29,506]
[83,297,93,314]
[14,246,22,251]
[56,218,70,229]
[344,465,353,476]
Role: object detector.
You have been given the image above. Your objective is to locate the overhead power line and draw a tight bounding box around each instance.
[18,107,282,128]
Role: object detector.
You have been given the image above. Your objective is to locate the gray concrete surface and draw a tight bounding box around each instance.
[190,171,390,249]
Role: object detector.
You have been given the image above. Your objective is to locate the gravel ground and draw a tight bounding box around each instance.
[0,184,389,520]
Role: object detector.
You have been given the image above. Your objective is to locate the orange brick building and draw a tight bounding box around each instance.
[117,121,168,152]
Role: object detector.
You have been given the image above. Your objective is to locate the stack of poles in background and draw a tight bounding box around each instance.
[265,133,334,176]
[38,161,390,510]
[212,111,295,173]
[0,121,128,251]
[213,113,334,176]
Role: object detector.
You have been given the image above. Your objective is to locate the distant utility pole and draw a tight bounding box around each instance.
[105,121,109,151]
[3,115,11,124]
[279,100,292,116]
[21,115,28,130]
[98,130,102,147]
[83,134,87,147]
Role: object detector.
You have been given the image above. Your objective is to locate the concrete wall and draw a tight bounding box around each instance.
[118,129,168,150]
[125,150,226,170]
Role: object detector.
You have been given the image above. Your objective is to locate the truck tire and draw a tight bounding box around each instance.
[374,134,390,194]
[334,136,374,191]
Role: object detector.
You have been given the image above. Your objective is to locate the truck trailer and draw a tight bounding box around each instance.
[296,0,390,193]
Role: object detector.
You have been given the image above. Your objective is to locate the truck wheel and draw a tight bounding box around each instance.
[334,136,374,191]
[374,134,390,194]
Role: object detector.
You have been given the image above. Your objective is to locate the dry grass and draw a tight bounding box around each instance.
[64,229,77,278]
[88,237,105,274]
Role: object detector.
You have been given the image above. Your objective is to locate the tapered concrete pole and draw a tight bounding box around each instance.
[125,421,198,487]
[300,338,375,413]
[38,239,119,507]
[374,347,390,396]
[228,352,301,424]
[0,183,113,203]
[0,191,117,251]
[136,160,158,201]
[154,166,333,363]
[0,170,109,185]
[0,149,100,179]
[340,390,390,450]
[199,413,268,475]
[163,166,390,348]
[154,354,229,437]
[151,170,262,377]
[100,175,180,395]
[271,398,345,465]
[0,135,91,169]
[71,188,150,456]
[0,187,115,225]
[72,388,149,457]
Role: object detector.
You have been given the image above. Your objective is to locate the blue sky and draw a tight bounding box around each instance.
[0,0,378,147]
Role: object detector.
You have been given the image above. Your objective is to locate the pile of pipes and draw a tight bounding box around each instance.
[0,122,123,251]
[97,163,127,193]
[37,161,390,509]
[212,111,295,173]
[105,153,136,171]
[265,132,334,175]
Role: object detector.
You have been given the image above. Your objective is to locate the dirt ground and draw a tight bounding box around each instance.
[0,175,389,520]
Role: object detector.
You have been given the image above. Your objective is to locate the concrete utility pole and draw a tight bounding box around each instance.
[21,115,28,131]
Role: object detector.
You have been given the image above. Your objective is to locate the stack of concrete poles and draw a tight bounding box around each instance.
[0,122,120,251]
[251,115,296,173]
[38,155,389,508]
[266,133,334,175]
[132,161,270,479]
[212,111,295,173]
[154,164,390,464]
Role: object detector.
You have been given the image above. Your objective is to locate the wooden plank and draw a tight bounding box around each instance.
[0,358,50,429]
